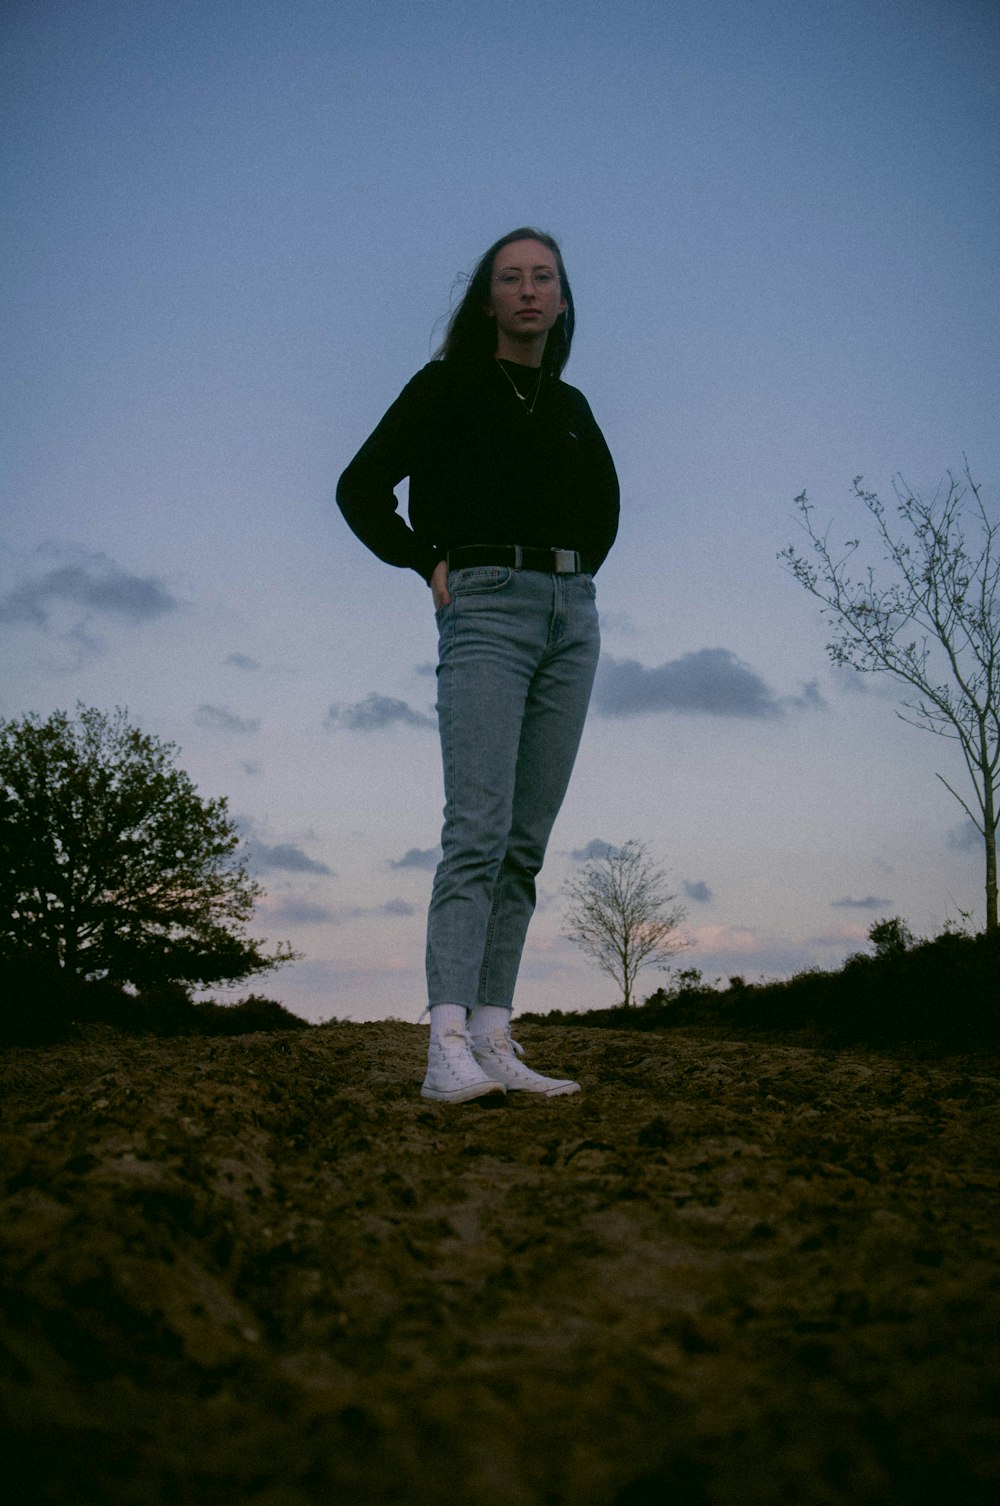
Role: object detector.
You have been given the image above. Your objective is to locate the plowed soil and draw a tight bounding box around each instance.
[2,1021,998,1506]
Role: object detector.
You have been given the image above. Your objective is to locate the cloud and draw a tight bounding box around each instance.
[325,693,434,731]
[687,922,762,954]
[226,653,260,671]
[784,680,827,712]
[390,846,441,870]
[830,665,898,700]
[568,838,617,862]
[683,880,713,903]
[947,819,980,853]
[809,923,871,948]
[597,610,638,637]
[251,841,333,876]
[594,649,785,719]
[414,662,436,678]
[195,704,261,736]
[830,895,892,910]
[291,898,416,926]
[689,925,851,982]
[0,546,177,634]
[272,898,337,924]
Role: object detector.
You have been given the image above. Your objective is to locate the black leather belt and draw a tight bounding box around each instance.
[447,545,582,574]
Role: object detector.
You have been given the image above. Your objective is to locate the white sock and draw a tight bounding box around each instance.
[428,1004,468,1042]
[468,1004,511,1040]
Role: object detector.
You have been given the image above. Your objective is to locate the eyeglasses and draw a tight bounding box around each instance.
[492,269,559,291]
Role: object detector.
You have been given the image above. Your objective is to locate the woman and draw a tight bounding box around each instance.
[337,227,619,1102]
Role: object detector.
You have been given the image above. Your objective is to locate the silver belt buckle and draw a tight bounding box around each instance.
[552,548,578,573]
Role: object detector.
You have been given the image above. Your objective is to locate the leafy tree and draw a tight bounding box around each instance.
[867,915,917,959]
[562,839,686,1006]
[782,464,1000,932]
[0,706,294,988]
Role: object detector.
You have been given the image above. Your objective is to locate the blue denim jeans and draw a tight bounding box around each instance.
[426,566,601,1009]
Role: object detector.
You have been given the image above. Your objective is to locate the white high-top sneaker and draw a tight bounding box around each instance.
[421,1020,507,1103]
[470,1026,581,1096]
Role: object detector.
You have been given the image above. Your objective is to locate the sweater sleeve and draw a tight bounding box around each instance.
[336,367,443,583]
[573,390,620,575]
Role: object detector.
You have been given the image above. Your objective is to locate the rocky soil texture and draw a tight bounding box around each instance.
[2,1021,998,1505]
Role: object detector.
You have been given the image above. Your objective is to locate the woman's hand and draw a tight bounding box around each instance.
[430,559,451,611]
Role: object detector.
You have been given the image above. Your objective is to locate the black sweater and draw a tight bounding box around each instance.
[336,357,620,583]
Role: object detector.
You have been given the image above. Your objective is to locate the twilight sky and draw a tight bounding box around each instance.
[3,0,999,1021]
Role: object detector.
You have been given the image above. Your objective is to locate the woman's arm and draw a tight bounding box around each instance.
[429,559,451,609]
[336,368,443,583]
[572,391,620,575]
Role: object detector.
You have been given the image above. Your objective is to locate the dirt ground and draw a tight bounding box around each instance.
[1,1020,998,1506]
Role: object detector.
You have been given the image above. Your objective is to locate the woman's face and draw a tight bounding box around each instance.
[485,238,567,357]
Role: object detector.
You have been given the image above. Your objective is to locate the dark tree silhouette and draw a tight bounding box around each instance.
[0,706,295,988]
[867,916,917,959]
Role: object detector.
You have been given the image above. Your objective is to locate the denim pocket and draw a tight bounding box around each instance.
[448,566,514,597]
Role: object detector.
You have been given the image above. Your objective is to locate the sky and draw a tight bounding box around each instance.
[3,0,999,1022]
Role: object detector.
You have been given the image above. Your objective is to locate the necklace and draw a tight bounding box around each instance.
[496,359,543,415]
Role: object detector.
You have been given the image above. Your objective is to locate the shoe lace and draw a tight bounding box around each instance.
[481,1027,525,1059]
[434,1023,478,1056]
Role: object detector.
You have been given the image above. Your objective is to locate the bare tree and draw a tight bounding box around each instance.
[562,839,687,1006]
[781,463,1000,932]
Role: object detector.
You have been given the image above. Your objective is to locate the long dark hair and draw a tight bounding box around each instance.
[434,227,575,378]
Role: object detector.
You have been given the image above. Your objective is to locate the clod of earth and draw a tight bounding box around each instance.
[1,1022,998,1505]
